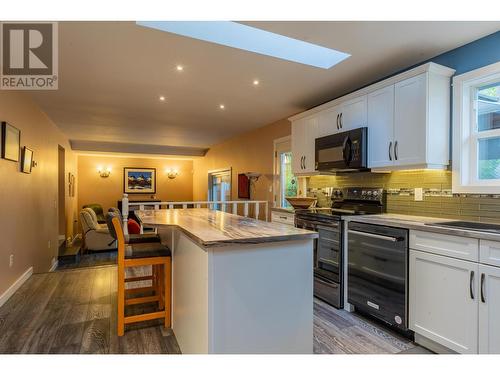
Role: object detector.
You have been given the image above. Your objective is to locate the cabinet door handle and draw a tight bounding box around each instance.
[303,156,306,169]
[481,273,486,303]
[300,156,303,169]
[389,141,393,161]
[340,113,343,129]
[470,271,475,300]
[394,140,398,160]
[336,114,339,130]
[302,156,305,169]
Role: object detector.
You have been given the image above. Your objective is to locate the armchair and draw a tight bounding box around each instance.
[80,208,117,251]
[82,203,106,224]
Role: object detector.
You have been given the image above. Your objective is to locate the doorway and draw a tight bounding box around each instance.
[208,168,232,210]
[273,136,297,208]
[58,145,66,246]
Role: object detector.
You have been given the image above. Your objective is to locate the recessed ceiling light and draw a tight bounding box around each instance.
[219,104,225,110]
[253,79,260,86]
[176,65,184,71]
[137,21,351,69]
[159,96,166,101]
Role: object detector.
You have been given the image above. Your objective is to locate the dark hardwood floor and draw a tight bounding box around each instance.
[0,265,180,354]
[0,261,431,354]
[57,250,117,270]
[313,298,426,354]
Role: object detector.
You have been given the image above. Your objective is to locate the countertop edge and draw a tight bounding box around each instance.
[138,214,318,248]
[345,214,500,242]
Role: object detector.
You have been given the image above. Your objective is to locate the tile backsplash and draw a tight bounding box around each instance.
[307,170,500,224]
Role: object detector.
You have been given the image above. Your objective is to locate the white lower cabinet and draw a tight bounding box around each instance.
[271,211,295,226]
[409,249,479,353]
[479,264,500,354]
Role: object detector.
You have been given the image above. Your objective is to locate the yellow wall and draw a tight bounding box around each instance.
[192,118,290,219]
[0,91,77,297]
[77,155,194,215]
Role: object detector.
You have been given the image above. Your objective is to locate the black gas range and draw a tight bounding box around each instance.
[294,187,385,309]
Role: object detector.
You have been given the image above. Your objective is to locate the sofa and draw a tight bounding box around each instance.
[80,208,117,251]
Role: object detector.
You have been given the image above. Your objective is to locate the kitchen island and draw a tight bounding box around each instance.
[135,208,317,354]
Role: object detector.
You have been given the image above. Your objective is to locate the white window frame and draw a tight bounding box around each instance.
[452,61,500,194]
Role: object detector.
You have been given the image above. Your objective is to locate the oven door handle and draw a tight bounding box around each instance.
[348,229,401,242]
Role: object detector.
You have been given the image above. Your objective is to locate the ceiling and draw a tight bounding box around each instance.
[30,21,500,155]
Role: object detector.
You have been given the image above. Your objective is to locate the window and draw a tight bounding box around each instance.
[274,137,297,208]
[208,168,231,210]
[452,62,500,194]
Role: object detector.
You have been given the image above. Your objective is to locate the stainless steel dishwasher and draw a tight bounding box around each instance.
[347,221,409,333]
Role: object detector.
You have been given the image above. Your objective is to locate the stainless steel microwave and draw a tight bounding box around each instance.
[315,127,368,172]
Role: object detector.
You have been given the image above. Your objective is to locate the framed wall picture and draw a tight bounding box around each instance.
[124,167,156,194]
[68,172,76,197]
[21,147,34,173]
[1,122,21,162]
[238,173,250,199]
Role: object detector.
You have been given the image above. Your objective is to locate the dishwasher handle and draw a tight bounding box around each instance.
[348,229,402,242]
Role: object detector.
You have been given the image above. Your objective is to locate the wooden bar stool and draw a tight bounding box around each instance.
[108,214,171,336]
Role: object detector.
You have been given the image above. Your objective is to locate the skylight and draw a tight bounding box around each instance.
[136,21,350,69]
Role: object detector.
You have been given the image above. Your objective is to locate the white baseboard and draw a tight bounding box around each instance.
[0,266,33,308]
[49,257,59,272]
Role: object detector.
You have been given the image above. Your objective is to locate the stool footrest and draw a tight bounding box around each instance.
[125,275,153,282]
[124,311,165,324]
[125,295,160,306]
[125,286,155,295]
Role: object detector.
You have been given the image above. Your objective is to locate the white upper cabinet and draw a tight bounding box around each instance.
[393,74,427,167]
[291,118,305,173]
[289,63,455,174]
[317,105,341,138]
[368,70,452,170]
[292,115,318,175]
[317,96,366,138]
[367,85,394,168]
[303,116,318,173]
[340,95,367,132]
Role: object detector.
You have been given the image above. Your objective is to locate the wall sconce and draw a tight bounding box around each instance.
[97,166,112,178]
[166,168,179,179]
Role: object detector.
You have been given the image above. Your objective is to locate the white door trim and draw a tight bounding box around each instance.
[273,136,292,208]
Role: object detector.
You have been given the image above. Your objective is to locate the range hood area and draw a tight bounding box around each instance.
[290,63,456,177]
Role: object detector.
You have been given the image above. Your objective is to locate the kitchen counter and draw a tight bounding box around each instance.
[345,213,500,241]
[136,208,317,247]
[135,207,314,354]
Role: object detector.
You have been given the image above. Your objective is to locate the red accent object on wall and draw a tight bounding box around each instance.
[238,173,250,199]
